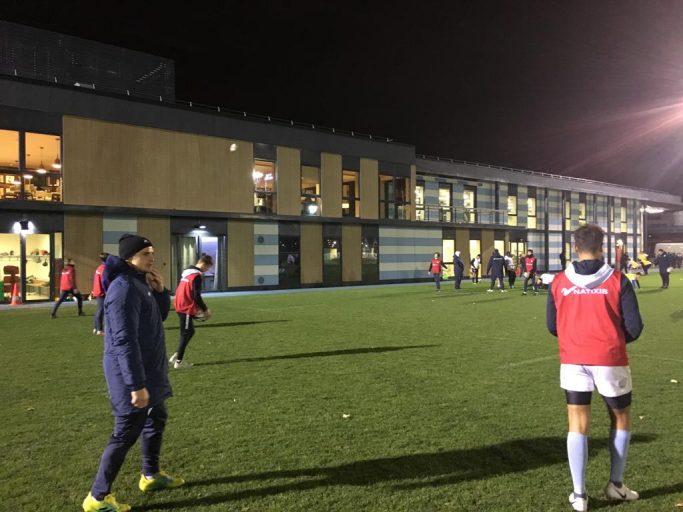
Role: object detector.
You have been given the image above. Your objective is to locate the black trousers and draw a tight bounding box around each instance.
[93,296,105,331]
[661,271,670,288]
[523,274,538,292]
[52,289,83,315]
[453,274,463,289]
[176,313,195,360]
[507,269,516,288]
[91,402,167,499]
[489,275,505,289]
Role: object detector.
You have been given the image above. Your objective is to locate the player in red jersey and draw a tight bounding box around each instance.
[547,224,643,512]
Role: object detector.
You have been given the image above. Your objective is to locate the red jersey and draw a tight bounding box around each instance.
[523,256,537,274]
[60,265,77,291]
[92,263,106,297]
[429,258,443,274]
[174,268,203,315]
[551,269,627,366]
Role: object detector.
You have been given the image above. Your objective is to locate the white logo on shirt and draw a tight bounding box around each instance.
[561,286,608,296]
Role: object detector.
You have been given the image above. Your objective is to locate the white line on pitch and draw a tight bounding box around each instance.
[498,355,556,369]
[633,354,683,364]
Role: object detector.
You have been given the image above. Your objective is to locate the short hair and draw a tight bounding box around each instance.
[198,253,214,266]
[99,252,109,262]
[574,224,604,253]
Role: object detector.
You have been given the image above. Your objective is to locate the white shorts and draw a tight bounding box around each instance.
[560,364,632,398]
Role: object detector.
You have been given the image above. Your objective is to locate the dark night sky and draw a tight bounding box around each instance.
[4,1,683,193]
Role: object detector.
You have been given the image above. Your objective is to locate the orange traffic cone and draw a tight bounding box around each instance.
[10,282,21,306]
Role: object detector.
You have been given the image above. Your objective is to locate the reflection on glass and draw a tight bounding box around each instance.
[301,166,321,216]
[25,233,51,301]
[0,233,21,302]
[24,133,62,202]
[342,170,360,217]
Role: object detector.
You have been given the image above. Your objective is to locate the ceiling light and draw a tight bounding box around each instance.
[23,174,33,179]
[264,174,273,181]
[644,206,665,214]
[52,156,61,169]
[229,143,238,152]
[252,170,264,180]
[37,146,47,174]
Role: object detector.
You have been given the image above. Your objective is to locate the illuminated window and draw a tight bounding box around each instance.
[463,186,476,223]
[578,202,587,225]
[379,174,411,220]
[415,182,425,221]
[301,165,321,216]
[507,195,518,226]
[564,199,571,231]
[342,170,360,217]
[620,206,627,233]
[253,160,276,214]
[527,197,537,229]
[439,184,452,222]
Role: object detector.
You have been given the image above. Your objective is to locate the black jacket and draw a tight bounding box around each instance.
[453,255,465,276]
[656,253,671,274]
[547,259,643,343]
[487,251,505,277]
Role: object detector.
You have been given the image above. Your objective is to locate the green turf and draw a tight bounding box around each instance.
[2,273,683,511]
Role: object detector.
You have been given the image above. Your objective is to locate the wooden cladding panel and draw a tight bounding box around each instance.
[137,216,171,286]
[63,116,252,213]
[276,146,301,216]
[342,224,362,282]
[360,158,378,220]
[481,229,495,275]
[300,223,322,284]
[227,220,254,287]
[321,152,342,218]
[64,212,102,295]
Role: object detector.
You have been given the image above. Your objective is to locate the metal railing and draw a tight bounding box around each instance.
[415,205,507,224]
[416,153,671,195]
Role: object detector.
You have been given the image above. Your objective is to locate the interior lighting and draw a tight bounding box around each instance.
[644,206,665,214]
[229,143,238,152]
[264,173,273,181]
[306,204,319,215]
[36,146,47,173]
[52,138,61,169]
[23,174,33,179]
[252,170,264,181]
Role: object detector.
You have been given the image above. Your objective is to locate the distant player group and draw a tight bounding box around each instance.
[42,224,652,511]
[428,248,540,294]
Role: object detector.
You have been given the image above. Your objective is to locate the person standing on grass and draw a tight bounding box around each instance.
[547,224,643,512]
[486,249,506,292]
[470,254,481,284]
[82,234,184,512]
[655,249,671,289]
[91,252,109,335]
[452,250,465,289]
[428,252,447,291]
[504,251,517,289]
[51,258,84,318]
[169,254,214,369]
[521,249,539,296]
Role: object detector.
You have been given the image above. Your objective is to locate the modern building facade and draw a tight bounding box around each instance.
[1,22,682,302]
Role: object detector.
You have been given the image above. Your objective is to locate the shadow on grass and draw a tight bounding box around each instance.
[588,481,683,509]
[135,434,656,510]
[194,344,440,367]
[166,320,290,330]
[670,310,683,322]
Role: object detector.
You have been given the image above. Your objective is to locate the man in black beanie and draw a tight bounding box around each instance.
[83,234,184,512]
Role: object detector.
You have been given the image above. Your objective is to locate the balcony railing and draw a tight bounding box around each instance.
[415,205,507,224]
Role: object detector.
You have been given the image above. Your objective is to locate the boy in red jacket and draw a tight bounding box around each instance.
[547,224,643,512]
[51,258,84,318]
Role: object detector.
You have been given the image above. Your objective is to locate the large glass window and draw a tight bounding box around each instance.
[415,182,425,221]
[564,199,571,231]
[527,197,537,229]
[463,186,477,223]
[278,222,300,288]
[342,170,360,217]
[361,225,379,284]
[323,224,341,286]
[579,202,587,225]
[253,160,276,214]
[379,175,411,220]
[24,133,62,202]
[25,233,52,301]
[301,165,321,216]
[507,195,518,226]
[439,184,452,222]
[620,206,627,233]
[0,129,20,200]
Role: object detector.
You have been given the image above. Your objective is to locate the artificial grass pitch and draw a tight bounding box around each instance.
[1,275,682,511]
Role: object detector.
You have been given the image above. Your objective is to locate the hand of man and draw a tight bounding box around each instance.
[146,269,165,292]
[73,288,79,295]
[131,388,150,408]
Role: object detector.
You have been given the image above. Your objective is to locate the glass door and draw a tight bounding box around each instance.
[469,239,481,278]
[24,233,52,301]
[0,233,21,303]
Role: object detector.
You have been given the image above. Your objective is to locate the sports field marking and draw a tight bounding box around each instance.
[497,355,556,369]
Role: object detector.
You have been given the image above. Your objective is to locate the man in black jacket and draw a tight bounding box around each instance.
[655,249,671,289]
[453,250,465,289]
[486,249,506,292]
